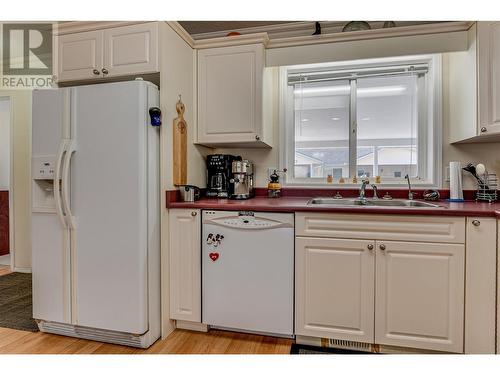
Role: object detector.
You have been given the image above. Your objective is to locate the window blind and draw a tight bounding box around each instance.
[288,63,429,85]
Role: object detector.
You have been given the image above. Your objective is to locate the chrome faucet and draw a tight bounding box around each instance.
[404,174,414,200]
[371,184,379,199]
[359,179,370,201]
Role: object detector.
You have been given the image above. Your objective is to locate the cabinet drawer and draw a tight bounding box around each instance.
[295,213,465,244]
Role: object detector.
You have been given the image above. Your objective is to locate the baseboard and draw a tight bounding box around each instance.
[161,319,175,339]
[175,320,209,332]
[13,267,31,273]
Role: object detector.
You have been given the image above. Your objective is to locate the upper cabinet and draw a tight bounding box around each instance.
[57,30,104,82]
[103,23,159,77]
[55,22,159,83]
[450,22,500,143]
[196,43,273,148]
[477,22,500,136]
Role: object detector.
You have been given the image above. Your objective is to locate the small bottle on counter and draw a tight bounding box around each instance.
[326,174,333,183]
[267,169,286,198]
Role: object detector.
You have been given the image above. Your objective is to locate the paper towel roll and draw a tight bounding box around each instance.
[449,161,464,200]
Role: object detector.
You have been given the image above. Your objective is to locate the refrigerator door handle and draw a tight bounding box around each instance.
[61,139,76,230]
[54,139,68,228]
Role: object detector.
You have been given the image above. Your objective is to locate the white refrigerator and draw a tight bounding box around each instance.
[31,80,161,348]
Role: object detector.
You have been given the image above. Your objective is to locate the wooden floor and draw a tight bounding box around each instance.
[0,265,292,354]
[0,327,293,354]
[0,265,11,276]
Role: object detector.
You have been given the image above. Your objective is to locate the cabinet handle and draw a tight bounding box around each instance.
[102,68,109,75]
[191,211,197,217]
[92,69,100,75]
[472,219,480,227]
[255,135,260,141]
[481,127,487,133]
[379,244,386,251]
[367,244,374,251]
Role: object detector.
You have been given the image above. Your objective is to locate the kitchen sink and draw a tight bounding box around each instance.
[307,198,367,206]
[307,197,443,208]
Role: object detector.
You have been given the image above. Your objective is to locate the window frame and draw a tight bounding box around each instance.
[279,54,442,188]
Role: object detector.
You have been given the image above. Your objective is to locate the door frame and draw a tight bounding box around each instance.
[0,95,15,271]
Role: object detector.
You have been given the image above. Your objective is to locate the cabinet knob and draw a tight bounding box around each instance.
[379,244,386,251]
[93,69,100,75]
[367,244,374,251]
[481,127,487,133]
[255,135,260,141]
[472,219,480,227]
[102,68,109,75]
[191,211,197,217]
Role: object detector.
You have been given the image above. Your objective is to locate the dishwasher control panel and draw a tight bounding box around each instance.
[221,217,276,228]
[203,210,295,230]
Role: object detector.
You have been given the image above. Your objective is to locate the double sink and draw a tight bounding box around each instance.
[308,197,444,208]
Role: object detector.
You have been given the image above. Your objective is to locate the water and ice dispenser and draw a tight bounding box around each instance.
[32,156,57,211]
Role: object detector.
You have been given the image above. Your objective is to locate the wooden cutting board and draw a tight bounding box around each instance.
[173,97,187,186]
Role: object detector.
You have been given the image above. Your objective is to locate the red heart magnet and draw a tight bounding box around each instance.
[209,252,219,262]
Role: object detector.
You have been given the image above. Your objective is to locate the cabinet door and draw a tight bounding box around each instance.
[169,209,201,322]
[57,30,103,82]
[197,44,264,145]
[465,217,496,354]
[103,23,158,77]
[478,22,500,135]
[295,237,375,343]
[375,241,464,353]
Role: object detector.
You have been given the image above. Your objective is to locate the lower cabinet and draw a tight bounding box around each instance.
[295,237,375,343]
[296,237,465,353]
[169,209,201,322]
[375,241,464,353]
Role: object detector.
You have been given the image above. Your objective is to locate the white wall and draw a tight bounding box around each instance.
[159,22,211,338]
[160,26,211,190]
[0,99,10,190]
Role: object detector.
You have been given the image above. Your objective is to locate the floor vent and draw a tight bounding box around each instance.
[327,339,372,352]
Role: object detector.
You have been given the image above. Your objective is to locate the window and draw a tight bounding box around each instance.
[280,55,441,186]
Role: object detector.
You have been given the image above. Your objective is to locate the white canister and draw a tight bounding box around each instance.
[449,161,464,201]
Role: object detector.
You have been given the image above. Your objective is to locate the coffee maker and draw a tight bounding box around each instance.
[229,159,254,200]
[206,154,236,198]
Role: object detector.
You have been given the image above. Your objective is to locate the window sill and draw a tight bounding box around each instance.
[282,181,439,189]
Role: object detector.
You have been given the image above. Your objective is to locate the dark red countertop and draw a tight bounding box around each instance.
[167,192,500,218]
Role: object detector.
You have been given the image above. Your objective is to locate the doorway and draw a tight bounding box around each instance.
[0,97,12,270]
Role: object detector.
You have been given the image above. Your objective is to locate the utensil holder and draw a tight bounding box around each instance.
[476,173,498,203]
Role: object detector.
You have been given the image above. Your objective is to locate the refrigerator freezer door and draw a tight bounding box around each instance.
[32,89,72,324]
[71,81,154,334]
[32,89,69,157]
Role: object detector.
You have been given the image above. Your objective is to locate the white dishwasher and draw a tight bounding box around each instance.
[202,210,294,337]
